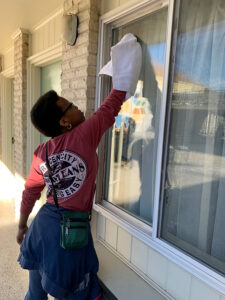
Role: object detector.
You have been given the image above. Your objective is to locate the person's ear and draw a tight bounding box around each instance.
[59,117,70,128]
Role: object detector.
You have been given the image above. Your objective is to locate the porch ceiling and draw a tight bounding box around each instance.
[0,0,64,53]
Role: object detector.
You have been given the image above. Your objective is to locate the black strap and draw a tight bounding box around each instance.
[45,144,62,221]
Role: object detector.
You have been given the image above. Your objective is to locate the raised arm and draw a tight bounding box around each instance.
[80,89,126,149]
[82,33,142,149]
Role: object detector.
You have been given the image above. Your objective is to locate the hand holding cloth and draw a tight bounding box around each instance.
[99,33,142,99]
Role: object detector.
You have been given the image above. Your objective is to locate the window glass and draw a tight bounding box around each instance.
[39,60,61,206]
[105,7,168,224]
[40,60,61,144]
[161,0,225,274]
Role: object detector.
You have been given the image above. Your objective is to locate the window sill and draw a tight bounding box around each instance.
[93,201,152,243]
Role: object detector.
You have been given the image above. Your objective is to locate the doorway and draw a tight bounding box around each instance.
[40,60,61,144]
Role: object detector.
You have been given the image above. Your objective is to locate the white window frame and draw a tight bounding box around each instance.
[95,0,170,237]
[26,42,62,175]
[93,0,225,295]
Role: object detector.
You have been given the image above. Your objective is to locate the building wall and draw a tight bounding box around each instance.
[0,0,224,299]
[0,7,64,221]
[0,48,14,161]
[93,213,225,300]
[13,31,29,178]
[1,0,100,216]
[100,0,131,15]
[61,0,99,118]
[2,47,14,71]
[31,10,62,56]
[93,1,225,300]
[0,10,62,73]
[0,7,63,164]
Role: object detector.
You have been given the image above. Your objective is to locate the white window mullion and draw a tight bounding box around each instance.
[152,0,176,239]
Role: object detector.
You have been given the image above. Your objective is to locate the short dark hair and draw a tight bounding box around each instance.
[30,90,62,138]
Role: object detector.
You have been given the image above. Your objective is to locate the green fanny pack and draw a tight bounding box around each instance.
[45,144,90,250]
[60,211,89,249]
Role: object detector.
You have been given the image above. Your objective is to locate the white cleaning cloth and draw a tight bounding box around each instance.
[99,33,142,99]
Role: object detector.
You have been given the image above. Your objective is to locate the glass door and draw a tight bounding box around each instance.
[40,60,61,144]
[39,60,61,205]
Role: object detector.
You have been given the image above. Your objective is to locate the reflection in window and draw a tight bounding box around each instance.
[39,61,62,206]
[105,7,168,224]
[40,60,62,144]
[161,0,225,274]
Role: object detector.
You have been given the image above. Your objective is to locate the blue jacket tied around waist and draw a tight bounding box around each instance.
[18,203,101,299]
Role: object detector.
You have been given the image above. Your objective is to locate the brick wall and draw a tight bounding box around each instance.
[61,0,99,118]
[13,31,29,178]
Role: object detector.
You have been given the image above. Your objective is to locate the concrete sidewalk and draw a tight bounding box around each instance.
[0,199,28,300]
[0,199,56,300]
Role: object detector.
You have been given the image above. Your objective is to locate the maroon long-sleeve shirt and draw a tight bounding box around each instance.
[21,89,126,215]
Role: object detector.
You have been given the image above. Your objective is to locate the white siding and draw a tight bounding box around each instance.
[131,237,148,273]
[2,47,14,72]
[97,214,106,240]
[190,278,220,300]
[100,0,132,15]
[166,262,191,300]
[117,227,132,261]
[95,241,166,300]
[94,212,223,300]
[147,247,168,289]
[105,219,118,249]
[31,11,62,56]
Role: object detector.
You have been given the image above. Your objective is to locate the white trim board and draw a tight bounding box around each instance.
[100,0,168,24]
[31,7,63,33]
[11,28,30,40]
[1,66,14,78]
[152,0,175,240]
[28,42,62,66]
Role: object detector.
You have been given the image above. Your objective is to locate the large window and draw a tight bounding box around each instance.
[99,0,225,276]
[105,7,168,225]
[161,0,225,274]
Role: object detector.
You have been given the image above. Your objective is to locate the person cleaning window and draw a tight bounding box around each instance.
[16,33,142,300]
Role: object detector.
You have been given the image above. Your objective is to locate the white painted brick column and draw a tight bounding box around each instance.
[13,30,29,178]
[61,0,99,118]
